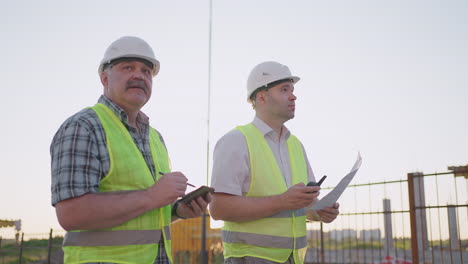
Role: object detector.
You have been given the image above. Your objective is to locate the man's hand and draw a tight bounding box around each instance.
[280,183,320,211]
[55,171,191,231]
[146,171,188,208]
[316,203,340,223]
[176,193,212,219]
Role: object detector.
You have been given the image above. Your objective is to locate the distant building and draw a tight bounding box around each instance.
[329,229,357,241]
[360,229,381,241]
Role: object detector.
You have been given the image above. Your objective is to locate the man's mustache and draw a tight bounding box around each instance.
[126,80,147,91]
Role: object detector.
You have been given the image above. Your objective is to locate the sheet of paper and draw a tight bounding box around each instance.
[311,153,362,210]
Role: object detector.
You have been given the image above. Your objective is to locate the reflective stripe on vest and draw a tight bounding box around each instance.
[222,230,307,249]
[222,123,308,263]
[271,208,306,218]
[63,226,171,246]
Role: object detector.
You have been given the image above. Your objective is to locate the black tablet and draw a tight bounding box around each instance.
[178,186,215,204]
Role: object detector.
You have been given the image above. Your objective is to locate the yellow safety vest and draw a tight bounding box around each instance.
[62,103,172,264]
[222,123,308,264]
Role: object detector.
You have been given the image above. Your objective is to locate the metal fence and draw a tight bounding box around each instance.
[0,229,64,264]
[1,165,466,264]
[306,165,468,264]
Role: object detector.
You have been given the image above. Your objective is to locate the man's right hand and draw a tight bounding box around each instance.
[55,171,189,231]
[281,183,320,210]
[146,171,188,208]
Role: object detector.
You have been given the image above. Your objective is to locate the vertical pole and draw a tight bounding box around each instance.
[447,206,459,250]
[201,213,207,264]
[47,228,53,264]
[18,232,24,264]
[408,173,419,264]
[434,176,442,264]
[354,189,360,263]
[378,214,382,262]
[368,185,375,263]
[333,227,338,263]
[383,199,394,258]
[415,172,428,262]
[203,0,213,262]
[400,180,408,262]
[447,206,461,264]
[320,222,324,264]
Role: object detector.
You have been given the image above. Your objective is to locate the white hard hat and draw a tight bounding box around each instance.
[98,36,160,76]
[246,61,300,102]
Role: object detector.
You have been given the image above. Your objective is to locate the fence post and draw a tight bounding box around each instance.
[383,199,394,258]
[47,228,53,264]
[201,213,208,264]
[18,232,24,264]
[320,222,325,264]
[408,173,419,264]
[408,172,429,264]
[447,206,462,263]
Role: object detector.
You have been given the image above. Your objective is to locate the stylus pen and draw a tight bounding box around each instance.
[159,172,196,187]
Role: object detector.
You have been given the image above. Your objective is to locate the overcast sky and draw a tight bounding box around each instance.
[1,0,467,238]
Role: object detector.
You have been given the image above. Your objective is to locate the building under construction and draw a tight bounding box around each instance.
[171,214,223,263]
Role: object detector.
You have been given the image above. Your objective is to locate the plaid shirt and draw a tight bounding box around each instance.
[50,95,170,264]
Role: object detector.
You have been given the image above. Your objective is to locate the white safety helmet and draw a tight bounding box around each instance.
[246,61,300,102]
[98,36,160,76]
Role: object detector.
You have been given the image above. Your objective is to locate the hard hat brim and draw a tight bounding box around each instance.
[247,76,300,102]
[98,55,160,77]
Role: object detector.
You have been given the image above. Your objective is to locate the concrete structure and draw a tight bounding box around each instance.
[383,199,395,257]
[447,206,460,250]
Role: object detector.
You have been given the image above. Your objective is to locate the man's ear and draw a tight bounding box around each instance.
[100,71,108,87]
[257,90,266,104]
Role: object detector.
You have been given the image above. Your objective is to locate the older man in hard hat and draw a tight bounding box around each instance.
[50,36,211,264]
[210,61,340,264]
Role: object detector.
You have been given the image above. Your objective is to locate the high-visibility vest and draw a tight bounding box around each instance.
[62,103,172,264]
[222,123,308,264]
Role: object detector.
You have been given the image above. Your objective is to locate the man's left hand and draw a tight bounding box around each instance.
[317,202,340,223]
[176,193,212,219]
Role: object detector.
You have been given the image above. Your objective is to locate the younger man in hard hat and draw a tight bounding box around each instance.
[50,36,211,264]
[210,61,340,264]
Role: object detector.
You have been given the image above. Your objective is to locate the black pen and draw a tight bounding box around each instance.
[159,171,196,187]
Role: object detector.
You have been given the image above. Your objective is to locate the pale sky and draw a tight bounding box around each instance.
[1,0,467,238]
